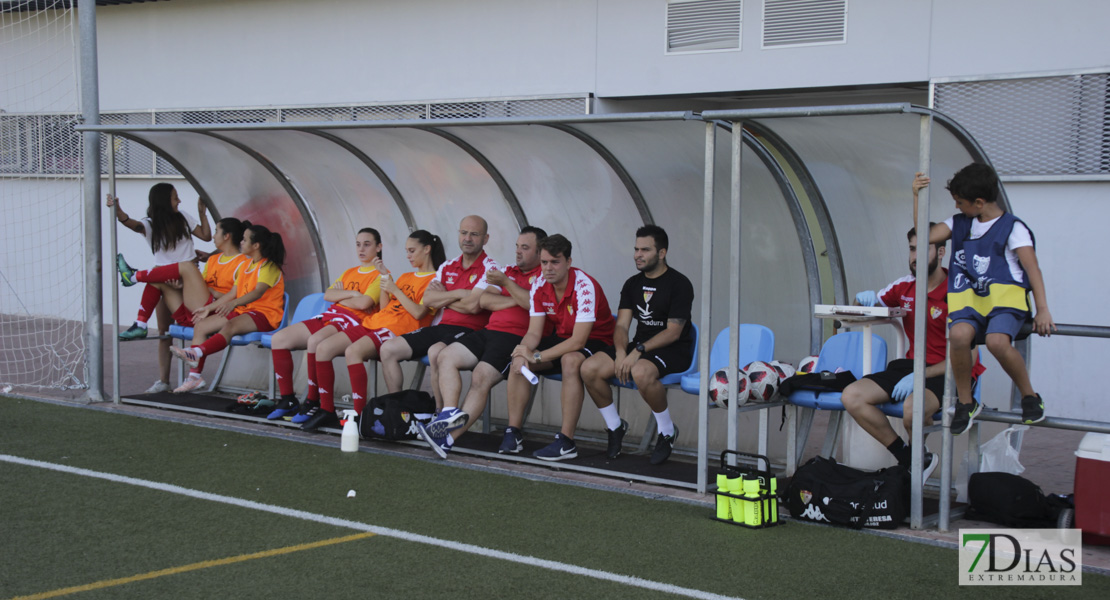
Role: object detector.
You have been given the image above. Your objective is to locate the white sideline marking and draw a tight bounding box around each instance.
[2,454,742,600]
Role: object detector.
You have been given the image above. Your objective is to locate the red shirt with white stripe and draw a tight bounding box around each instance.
[529,267,615,342]
[433,251,499,330]
[483,264,542,336]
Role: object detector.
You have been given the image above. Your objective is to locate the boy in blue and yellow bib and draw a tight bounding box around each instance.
[916,163,1055,434]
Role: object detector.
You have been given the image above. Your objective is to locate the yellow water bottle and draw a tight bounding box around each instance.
[716,473,731,520]
[728,475,745,523]
[742,475,763,526]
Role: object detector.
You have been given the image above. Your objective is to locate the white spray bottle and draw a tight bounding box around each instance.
[341,410,360,452]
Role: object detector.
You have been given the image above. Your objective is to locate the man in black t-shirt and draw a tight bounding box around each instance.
[581,225,694,465]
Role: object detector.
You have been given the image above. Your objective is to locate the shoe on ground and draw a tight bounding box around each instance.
[950,400,981,435]
[144,380,171,394]
[168,345,200,368]
[119,323,147,341]
[533,433,577,461]
[266,397,300,420]
[606,419,628,459]
[173,376,207,394]
[301,408,339,432]
[424,407,470,438]
[117,253,137,287]
[498,426,524,454]
[1022,393,1045,424]
[922,451,939,484]
[650,426,679,465]
[415,421,452,459]
[291,400,321,424]
[237,390,263,405]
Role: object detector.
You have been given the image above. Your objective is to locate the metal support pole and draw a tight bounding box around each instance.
[108,135,119,404]
[726,121,743,462]
[910,115,932,528]
[697,121,716,493]
[80,0,104,403]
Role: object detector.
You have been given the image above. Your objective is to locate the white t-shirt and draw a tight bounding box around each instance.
[943,215,1033,283]
[141,211,199,265]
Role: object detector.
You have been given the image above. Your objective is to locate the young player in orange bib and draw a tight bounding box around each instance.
[169,224,286,374]
[117,217,252,392]
[294,230,445,431]
[266,228,383,421]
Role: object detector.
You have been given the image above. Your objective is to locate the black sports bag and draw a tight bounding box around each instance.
[967,472,1073,528]
[358,390,435,440]
[784,456,909,529]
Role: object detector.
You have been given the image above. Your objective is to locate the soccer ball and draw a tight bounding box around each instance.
[744,361,781,402]
[709,368,751,408]
[771,360,796,380]
[798,355,820,374]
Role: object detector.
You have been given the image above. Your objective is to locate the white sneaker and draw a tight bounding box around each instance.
[922,452,939,485]
[173,376,207,394]
[144,380,171,394]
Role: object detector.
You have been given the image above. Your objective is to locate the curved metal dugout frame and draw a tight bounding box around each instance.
[543,123,653,225]
[111,133,221,222]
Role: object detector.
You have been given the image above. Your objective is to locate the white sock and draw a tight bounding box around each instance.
[187,372,202,380]
[654,408,675,437]
[135,321,148,330]
[599,403,622,430]
[192,346,205,359]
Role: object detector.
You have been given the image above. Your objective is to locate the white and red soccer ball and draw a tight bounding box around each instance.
[770,360,796,380]
[709,368,750,408]
[798,355,820,374]
[744,361,781,402]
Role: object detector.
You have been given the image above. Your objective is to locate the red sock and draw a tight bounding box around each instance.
[305,352,319,401]
[272,349,295,397]
[136,263,180,283]
[197,333,228,356]
[316,359,335,412]
[347,363,368,414]
[136,284,162,324]
[195,355,206,372]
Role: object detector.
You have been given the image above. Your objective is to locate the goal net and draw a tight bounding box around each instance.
[0,2,86,392]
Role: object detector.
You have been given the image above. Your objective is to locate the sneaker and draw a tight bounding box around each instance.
[144,380,171,394]
[650,426,679,465]
[498,426,524,454]
[950,400,981,435]
[424,407,470,438]
[266,397,300,420]
[244,398,276,416]
[291,400,320,424]
[168,345,200,368]
[301,408,339,432]
[236,390,263,405]
[921,451,939,485]
[119,323,147,341]
[605,419,628,459]
[1022,393,1045,424]
[172,376,207,394]
[415,421,452,459]
[117,253,137,287]
[533,433,577,461]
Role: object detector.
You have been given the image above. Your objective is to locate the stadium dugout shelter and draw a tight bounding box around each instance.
[82,103,1000,529]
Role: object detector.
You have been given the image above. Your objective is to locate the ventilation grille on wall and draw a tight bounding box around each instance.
[762,0,846,48]
[666,0,742,53]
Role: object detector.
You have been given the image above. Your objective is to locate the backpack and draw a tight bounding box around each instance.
[358,390,435,441]
[784,456,909,529]
[967,472,1073,528]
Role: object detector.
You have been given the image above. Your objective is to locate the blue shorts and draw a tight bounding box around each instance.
[950,310,1028,345]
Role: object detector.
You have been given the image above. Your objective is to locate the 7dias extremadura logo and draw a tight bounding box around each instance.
[959,529,1082,586]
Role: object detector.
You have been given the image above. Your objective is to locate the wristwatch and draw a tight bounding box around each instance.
[533,351,543,363]
[635,342,646,353]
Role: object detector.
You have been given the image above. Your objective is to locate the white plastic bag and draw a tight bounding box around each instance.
[979,425,1028,475]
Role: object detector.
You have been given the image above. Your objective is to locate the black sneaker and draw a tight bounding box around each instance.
[266,397,300,420]
[650,426,679,465]
[301,409,339,432]
[1021,394,1045,424]
[291,400,320,424]
[605,419,628,459]
[498,427,523,454]
[950,401,981,435]
[533,433,577,461]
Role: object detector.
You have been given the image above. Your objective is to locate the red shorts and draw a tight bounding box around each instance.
[344,325,395,350]
[232,309,275,332]
[171,295,215,327]
[303,306,360,333]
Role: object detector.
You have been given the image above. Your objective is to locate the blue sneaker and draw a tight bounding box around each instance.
[266,397,300,420]
[415,421,451,459]
[291,400,320,424]
[117,253,137,287]
[533,433,577,461]
[424,407,470,438]
[498,426,523,454]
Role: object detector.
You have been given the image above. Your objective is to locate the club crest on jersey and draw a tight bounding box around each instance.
[973,255,990,275]
[469,273,477,284]
[567,305,574,315]
[528,275,536,284]
[931,306,942,319]
[643,290,654,303]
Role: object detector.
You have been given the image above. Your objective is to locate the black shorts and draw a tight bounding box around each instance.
[601,341,694,378]
[455,329,523,376]
[400,324,474,358]
[535,335,613,375]
[862,358,945,402]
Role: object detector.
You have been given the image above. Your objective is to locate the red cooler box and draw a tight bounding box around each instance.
[1075,432,1110,545]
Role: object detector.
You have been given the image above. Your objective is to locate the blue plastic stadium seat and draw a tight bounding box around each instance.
[679,323,774,399]
[786,331,888,411]
[610,324,699,390]
[260,293,329,349]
